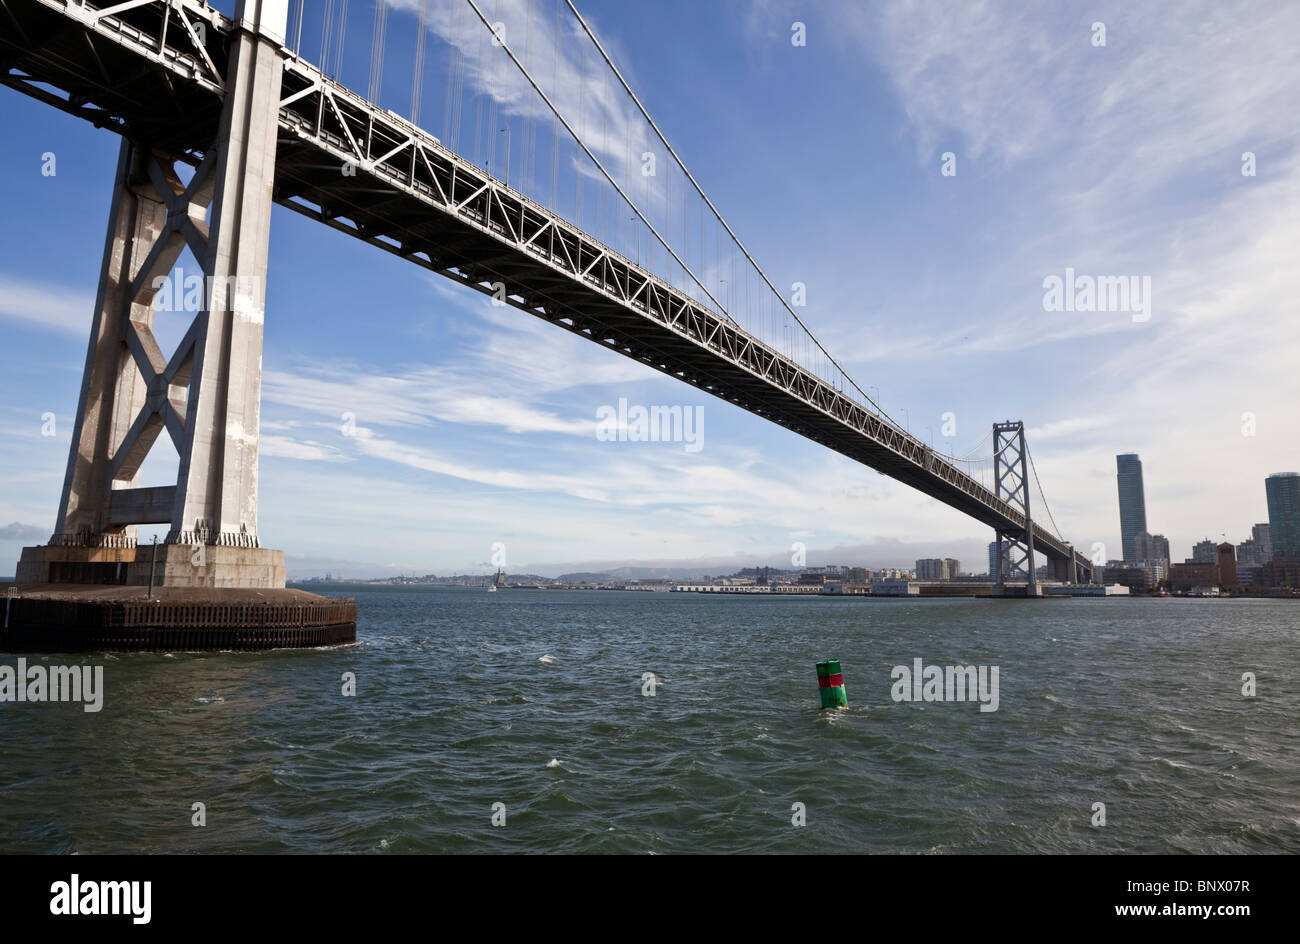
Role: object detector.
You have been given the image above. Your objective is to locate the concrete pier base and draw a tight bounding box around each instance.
[1,585,355,653]
[989,584,1045,598]
[15,544,286,588]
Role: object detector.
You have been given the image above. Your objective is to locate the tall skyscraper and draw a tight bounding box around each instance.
[988,540,1010,578]
[1266,473,1300,558]
[1116,454,1148,563]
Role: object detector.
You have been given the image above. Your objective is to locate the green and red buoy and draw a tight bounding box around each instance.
[816,659,848,708]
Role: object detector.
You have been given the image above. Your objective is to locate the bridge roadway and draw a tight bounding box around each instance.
[0,0,1093,580]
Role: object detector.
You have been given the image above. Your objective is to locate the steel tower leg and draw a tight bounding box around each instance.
[168,0,288,553]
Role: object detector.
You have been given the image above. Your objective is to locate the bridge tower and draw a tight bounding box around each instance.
[992,421,1037,596]
[15,0,290,589]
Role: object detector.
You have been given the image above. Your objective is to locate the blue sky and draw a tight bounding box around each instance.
[1,0,1297,578]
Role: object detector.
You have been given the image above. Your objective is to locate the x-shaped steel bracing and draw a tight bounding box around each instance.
[106,148,216,491]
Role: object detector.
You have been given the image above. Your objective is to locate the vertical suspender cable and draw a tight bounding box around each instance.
[332,0,349,83]
[521,0,531,195]
[549,0,559,209]
[448,0,466,150]
[411,0,428,124]
[368,0,388,103]
[441,2,455,141]
[574,36,584,225]
[288,0,304,56]
[321,0,335,74]
[561,0,888,419]
[486,0,499,175]
[473,7,484,166]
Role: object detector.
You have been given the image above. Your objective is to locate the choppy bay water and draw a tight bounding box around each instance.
[1,587,1297,854]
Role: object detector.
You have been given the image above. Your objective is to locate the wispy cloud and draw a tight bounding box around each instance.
[260,434,348,462]
[385,0,654,185]
[0,274,90,334]
[263,363,600,435]
[815,0,1300,368]
[1027,417,1110,441]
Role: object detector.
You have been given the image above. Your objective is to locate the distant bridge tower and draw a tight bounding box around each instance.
[16,0,290,589]
[992,421,1036,595]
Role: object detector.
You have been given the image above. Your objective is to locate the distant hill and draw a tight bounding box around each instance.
[557,566,712,582]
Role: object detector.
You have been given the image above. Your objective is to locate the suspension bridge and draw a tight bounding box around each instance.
[1,0,1092,624]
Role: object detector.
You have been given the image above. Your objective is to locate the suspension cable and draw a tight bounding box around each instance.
[1027,445,1065,542]
[462,0,741,328]
[560,0,890,422]
[932,426,993,464]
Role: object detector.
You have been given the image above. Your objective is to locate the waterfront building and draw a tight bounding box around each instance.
[1101,561,1153,592]
[915,558,942,580]
[1167,562,1221,592]
[915,558,960,580]
[1258,556,1300,590]
[1139,559,1168,584]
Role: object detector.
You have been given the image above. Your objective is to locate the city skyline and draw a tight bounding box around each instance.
[250,476,1291,580]
[2,0,1298,577]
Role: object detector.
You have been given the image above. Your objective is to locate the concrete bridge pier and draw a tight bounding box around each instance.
[1048,556,1077,584]
[6,1,353,650]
